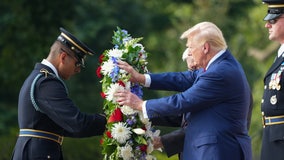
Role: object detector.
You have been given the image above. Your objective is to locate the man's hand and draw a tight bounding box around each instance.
[117,61,145,84]
[153,136,164,149]
[115,90,143,111]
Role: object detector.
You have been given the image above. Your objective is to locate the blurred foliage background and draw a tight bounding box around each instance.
[0,0,276,159]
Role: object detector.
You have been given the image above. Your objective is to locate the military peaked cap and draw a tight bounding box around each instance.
[263,0,284,20]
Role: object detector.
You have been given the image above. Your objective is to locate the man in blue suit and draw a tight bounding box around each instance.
[11,28,106,159]
[115,22,252,160]
[151,52,253,159]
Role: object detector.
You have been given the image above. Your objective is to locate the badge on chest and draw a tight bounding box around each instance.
[270,95,277,105]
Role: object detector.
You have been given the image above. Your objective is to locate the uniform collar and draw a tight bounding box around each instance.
[278,44,284,57]
[41,59,59,77]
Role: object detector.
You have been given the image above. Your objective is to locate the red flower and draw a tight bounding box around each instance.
[99,54,104,64]
[96,66,102,78]
[107,108,123,123]
[118,80,125,87]
[139,145,147,152]
[100,138,104,145]
[100,92,106,99]
[106,131,112,138]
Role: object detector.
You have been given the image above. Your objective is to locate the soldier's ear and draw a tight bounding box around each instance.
[59,51,68,65]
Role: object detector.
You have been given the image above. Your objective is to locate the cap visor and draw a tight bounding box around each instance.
[264,13,281,21]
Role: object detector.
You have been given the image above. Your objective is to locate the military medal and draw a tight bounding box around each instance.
[277,84,281,90]
[270,95,277,105]
[269,73,276,89]
[269,63,284,90]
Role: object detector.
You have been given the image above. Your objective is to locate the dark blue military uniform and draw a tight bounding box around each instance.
[11,28,106,159]
[261,1,284,160]
[261,55,284,160]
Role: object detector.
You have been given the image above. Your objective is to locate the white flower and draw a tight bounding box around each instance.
[100,28,156,159]
[111,122,132,144]
[152,129,160,139]
[101,59,115,75]
[145,121,152,132]
[119,143,134,160]
[108,48,123,58]
[133,43,145,53]
[145,155,156,160]
[119,68,127,74]
[132,128,145,135]
[105,83,125,103]
[144,124,162,152]
[146,140,154,154]
[121,105,138,115]
[145,122,160,140]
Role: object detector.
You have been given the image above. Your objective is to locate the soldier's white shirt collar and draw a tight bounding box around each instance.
[41,59,59,77]
[278,44,284,57]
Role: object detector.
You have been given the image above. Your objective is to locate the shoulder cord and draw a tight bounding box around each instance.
[30,68,68,113]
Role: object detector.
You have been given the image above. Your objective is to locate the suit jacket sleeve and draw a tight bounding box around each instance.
[146,70,225,117]
[146,58,251,120]
[148,70,200,92]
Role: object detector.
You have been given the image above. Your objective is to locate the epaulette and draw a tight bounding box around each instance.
[30,68,68,113]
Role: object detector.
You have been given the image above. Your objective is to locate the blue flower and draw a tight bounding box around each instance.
[110,57,120,82]
[131,83,143,98]
[100,27,157,160]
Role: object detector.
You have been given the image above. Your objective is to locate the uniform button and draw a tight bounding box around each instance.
[261,99,264,103]
[47,155,51,159]
[264,85,267,89]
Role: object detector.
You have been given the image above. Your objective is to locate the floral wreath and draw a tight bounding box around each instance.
[97,27,160,160]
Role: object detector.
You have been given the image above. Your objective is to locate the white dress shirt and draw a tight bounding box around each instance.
[278,44,284,57]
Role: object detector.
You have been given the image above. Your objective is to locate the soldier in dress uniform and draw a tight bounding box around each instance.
[261,1,284,160]
[11,28,106,160]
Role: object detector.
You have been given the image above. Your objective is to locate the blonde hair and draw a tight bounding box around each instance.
[180,22,227,51]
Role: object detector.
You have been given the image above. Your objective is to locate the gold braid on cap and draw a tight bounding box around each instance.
[268,4,284,8]
[60,32,88,55]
